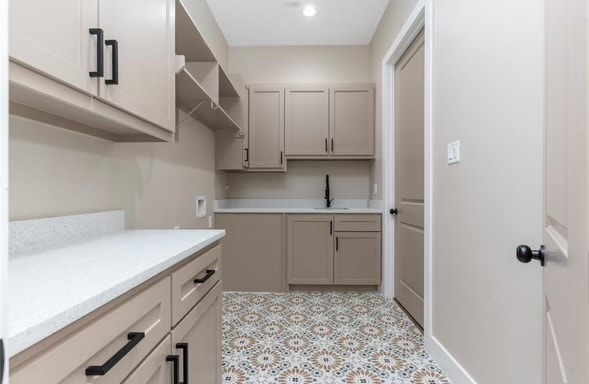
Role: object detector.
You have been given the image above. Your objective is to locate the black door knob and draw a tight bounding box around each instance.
[390,208,398,215]
[516,245,545,267]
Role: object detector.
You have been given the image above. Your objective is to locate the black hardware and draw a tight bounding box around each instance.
[280,151,284,165]
[325,138,328,152]
[390,208,398,215]
[105,39,119,85]
[336,237,339,251]
[331,138,334,152]
[176,343,189,384]
[194,269,215,284]
[166,355,180,384]
[330,220,333,235]
[325,175,334,208]
[89,28,104,78]
[0,339,4,384]
[244,148,249,162]
[85,332,145,376]
[516,245,545,267]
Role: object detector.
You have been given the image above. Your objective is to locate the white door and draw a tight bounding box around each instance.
[9,0,99,95]
[393,30,425,327]
[98,0,176,132]
[521,0,589,382]
[0,0,8,380]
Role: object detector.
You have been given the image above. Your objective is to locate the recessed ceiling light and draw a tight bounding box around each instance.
[303,5,316,17]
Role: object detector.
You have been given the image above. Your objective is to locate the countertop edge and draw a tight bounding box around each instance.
[213,209,383,214]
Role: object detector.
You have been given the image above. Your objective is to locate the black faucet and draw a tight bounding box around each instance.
[325,175,334,208]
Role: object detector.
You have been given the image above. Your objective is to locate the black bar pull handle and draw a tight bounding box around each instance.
[166,355,180,384]
[244,148,249,162]
[86,332,145,376]
[331,138,334,152]
[194,269,215,284]
[89,28,104,78]
[105,39,119,85]
[330,220,333,235]
[336,236,339,251]
[325,138,328,152]
[176,343,189,384]
[280,151,284,165]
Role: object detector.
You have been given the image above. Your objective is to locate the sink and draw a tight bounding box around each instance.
[313,207,349,210]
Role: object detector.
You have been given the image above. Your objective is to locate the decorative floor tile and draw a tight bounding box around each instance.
[222,291,451,384]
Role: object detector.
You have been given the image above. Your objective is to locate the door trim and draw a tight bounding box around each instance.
[381,2,478,383]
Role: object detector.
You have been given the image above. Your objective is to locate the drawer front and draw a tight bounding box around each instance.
[121,336,172,384]
[171,245,222,325]
[10,277,171,384]
[334,214,381,232]
[172,282,222,384]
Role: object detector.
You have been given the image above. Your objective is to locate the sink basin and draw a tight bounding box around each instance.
[313,207,349,210]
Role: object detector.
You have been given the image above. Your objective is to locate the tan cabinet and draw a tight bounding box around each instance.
[248,85,286,171]
[287,215,334,285]
[171,282,222,384]
[215,213,285,292]
[330,85,374,157]
[287,214,381,287]
[334,232,381,285]
[121,337,172,384]
[98,0,176,131]
[285,86,329,157]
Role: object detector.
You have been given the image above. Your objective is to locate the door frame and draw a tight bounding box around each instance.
[381,2,477,382]
[1,0,8,377]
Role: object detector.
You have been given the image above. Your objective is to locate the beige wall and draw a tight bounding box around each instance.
[227,46,372,200]
[369,0,420,198]
[225,161,369,199]
[431,1,544,383]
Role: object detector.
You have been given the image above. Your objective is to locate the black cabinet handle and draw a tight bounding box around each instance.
[194,269,215,284]
[89,28,104,78]
[86,332,145,376]
[280,151,284,165]
[105,39,119,85]
[325,138,328,152]
[330,220,333,235]
[166,355,180,384]
[176,343,189,384]
[244,148,249,162]
[331,138,334,152]
[336,236,339,251]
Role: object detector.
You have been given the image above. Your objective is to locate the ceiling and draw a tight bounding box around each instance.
[205,0,391,46]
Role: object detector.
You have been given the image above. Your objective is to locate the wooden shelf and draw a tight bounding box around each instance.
[176,0,216,62]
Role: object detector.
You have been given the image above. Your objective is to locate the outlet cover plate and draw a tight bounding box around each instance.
[447,141,460,164]
[196,196,207,219]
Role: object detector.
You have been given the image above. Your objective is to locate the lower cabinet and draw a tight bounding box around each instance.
[121,336,172,384]
[171,282,222,384]
[287,214,382,286]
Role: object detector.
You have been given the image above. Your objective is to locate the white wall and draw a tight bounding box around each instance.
[430,1,544,383]
[226,45,373,200]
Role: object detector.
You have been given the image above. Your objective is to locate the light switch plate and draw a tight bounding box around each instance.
[447,141,460,164]
[196,196,207,219]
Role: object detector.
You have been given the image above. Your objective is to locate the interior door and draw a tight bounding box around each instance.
[98,0,175,131]
[393,30,425,327]
[285,86,329,156]
[537,0,589,382]
[9,0,99,95]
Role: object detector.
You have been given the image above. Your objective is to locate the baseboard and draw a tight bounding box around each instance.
[425,334,478,384]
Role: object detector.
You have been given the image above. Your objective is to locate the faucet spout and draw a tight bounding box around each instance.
[325,175,334,208]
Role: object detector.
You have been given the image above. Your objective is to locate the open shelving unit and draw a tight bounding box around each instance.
[175,0,242,131]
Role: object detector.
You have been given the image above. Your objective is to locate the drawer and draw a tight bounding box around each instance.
[121,336,172,384]
[171,245,222,325]
[334,214,381,232]
[10,277,171,384]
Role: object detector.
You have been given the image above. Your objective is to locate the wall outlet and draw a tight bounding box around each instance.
[196,196,207,219]
[447,141,460,164]
[208,215,214,229]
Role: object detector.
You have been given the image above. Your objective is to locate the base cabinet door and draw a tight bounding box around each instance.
[121,336,172,384]
[287,215,334,285]
[171,282,222,384]
[334,232,381,285]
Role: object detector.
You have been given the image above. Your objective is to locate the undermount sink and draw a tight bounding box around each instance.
[313,207,349,210]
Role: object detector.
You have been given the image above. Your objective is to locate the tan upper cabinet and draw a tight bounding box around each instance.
[248,85,286,170]
[285,86,329,157]
[98,0,175,131]
[9,0,99,96]
[330,85,374,157]
[287,215,334,285]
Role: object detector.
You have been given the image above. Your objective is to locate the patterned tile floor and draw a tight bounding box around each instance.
[222,291,451,384]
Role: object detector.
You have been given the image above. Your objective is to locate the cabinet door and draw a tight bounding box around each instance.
[98,0,175,132]
[121,337,172,384]
[171,282,222,384]
[285,86,329,156]
[330,85,374,156]
[287,215,334,285]
[9,0,98,95]
[334,232,381,285]
[248,86,285,169]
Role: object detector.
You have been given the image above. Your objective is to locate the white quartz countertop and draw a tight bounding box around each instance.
[214,207,382,214]
[8,229,225,357]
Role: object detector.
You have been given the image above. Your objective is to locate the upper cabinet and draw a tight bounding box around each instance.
[9,0,176,141]
[330,85,375,157]
[248,85,286,171]
[285,86,329,157]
